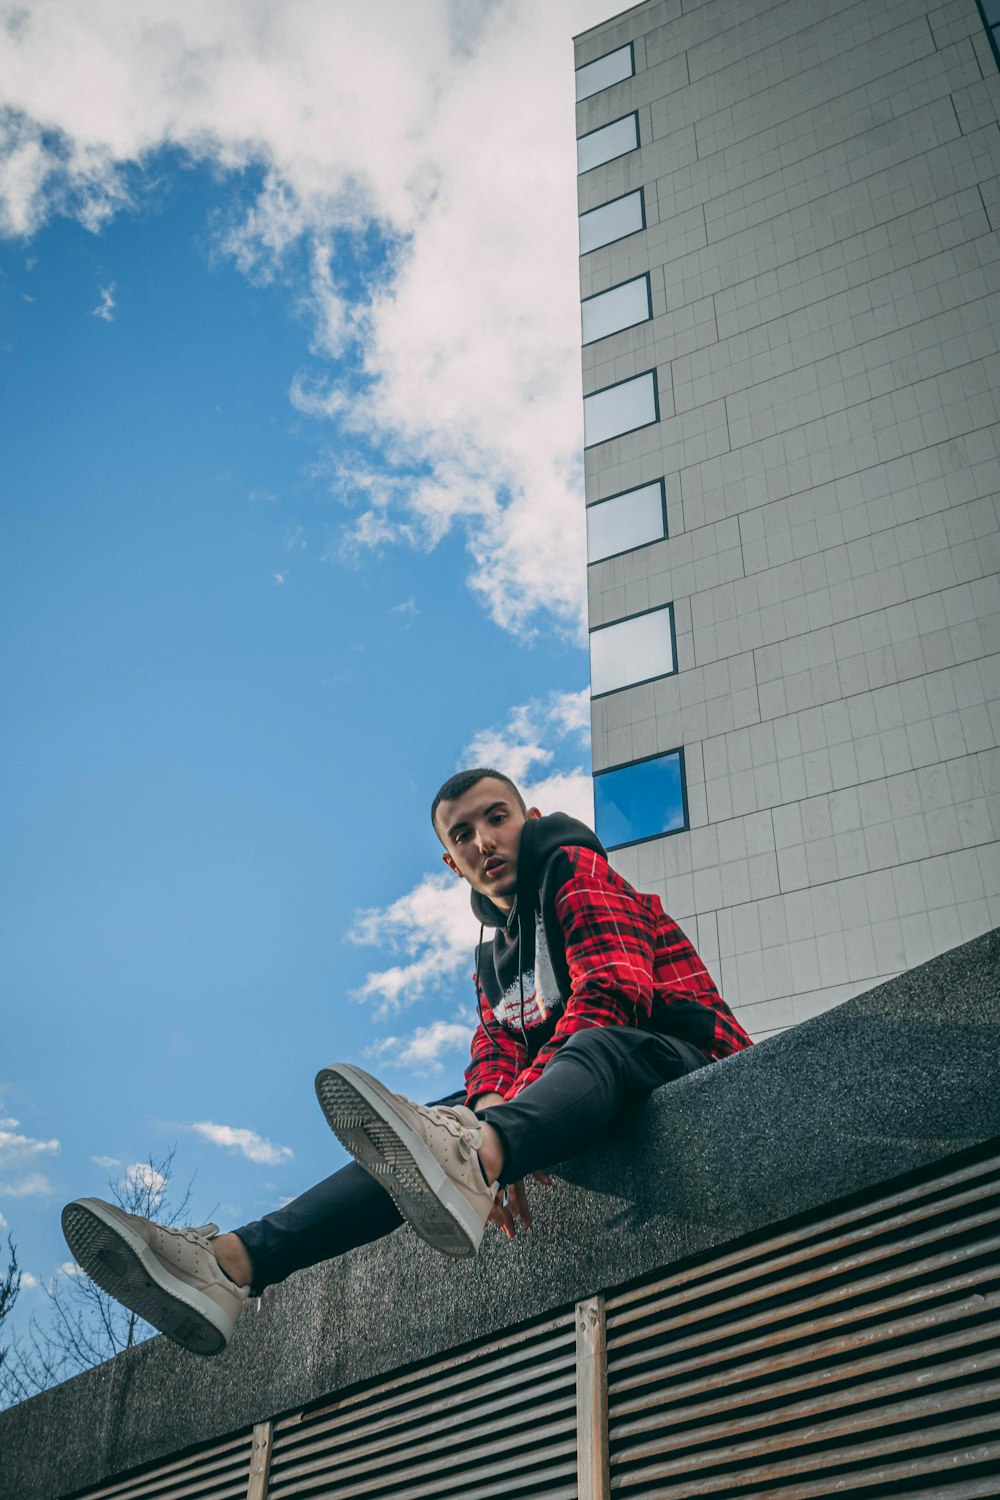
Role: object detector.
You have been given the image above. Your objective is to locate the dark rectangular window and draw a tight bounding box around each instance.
[577,112,639,174]
[579,187,645,255]
[576,42,634,102]
[977,0,1000,66]
[594,749,688,850]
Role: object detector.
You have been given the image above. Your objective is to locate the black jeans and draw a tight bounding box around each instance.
[234,1027,709,1292]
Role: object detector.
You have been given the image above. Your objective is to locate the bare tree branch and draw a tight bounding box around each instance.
[0,1147,202,1406]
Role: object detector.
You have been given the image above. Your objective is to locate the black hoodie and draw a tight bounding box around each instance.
[470,811,606,1057]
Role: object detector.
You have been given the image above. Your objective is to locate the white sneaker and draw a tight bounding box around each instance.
[315,1065,498,1257]
[61,1198,248,1356]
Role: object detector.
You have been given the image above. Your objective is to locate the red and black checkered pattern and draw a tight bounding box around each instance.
[466,845,751,1102]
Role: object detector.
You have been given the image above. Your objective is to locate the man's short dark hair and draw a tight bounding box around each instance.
[431,768,526,835]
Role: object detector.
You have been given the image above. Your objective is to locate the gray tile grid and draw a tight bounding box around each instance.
[652,41,984,231]
[577,0,1000,1039]
[927,0,991,52]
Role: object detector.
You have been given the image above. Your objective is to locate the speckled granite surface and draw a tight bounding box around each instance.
[2,928,998,1500]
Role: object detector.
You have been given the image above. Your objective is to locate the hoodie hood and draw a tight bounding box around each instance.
[470,811,606,928]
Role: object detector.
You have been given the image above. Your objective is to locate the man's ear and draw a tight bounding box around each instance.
[526,806,542,821]
[442,851,461,875]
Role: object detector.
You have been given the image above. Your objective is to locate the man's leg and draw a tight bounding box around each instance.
[227,1086,466,1292]
[316,1028,709,1258]
[63,1088,467,1353]
[478,1027,709,1185]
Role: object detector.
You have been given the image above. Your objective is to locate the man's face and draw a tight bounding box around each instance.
[436,776,540,911]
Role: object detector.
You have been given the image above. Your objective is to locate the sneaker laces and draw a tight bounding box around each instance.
[165,1223,219,1245]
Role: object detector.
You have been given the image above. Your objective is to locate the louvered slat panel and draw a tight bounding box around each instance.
[68,1430,252,1500]
[605,1144,1000,1497]
[267,1310,577,1498]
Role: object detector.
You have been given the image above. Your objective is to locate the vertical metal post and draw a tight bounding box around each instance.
[576,1294,611,1500]
[246,1420,274,1500]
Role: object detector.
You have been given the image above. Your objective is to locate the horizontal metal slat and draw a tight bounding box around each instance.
[605,1152,1000,1320]
[274,1314,573,1435]
[610,1289,1000,1429]
[77,1480,248,1500]
[611,1422,1000,1494]
[608,1254,999,1395]
[269,1384,576,1487]
[272,1342,575,1462]
[613,1346,1000,1463]
[889,1472,1000,1500]
[612,1194,1000,1348]
[268,1429,580,1500]
[611,1387,1000,1494]
[71,1435,252,1500]
[605,1212,1000,1369]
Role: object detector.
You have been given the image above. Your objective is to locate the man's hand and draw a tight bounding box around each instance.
[489,1172,553,1240]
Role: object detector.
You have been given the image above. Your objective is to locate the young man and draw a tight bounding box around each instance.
[62,769,752,1357]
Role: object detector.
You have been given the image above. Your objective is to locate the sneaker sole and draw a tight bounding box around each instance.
[314,1066,486,1257]
[61,1200,231,1357]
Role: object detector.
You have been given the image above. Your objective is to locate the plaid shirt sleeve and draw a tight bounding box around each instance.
[505,850,661,1097]
[464,985,527,1104]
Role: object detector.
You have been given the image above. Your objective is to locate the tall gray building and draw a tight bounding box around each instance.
[577,0,1000,1037]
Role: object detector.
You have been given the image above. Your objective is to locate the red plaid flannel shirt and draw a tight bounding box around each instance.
[465,846,751,1103]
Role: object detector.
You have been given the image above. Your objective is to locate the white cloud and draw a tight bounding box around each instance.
[91,1154,121,1169]
[461,689,591,787]
[0,1211,7,1227]
[59,1259,83,1277]
[367,1018,475,1075]
[0,1117,19,1129]
[0,1128,60,1162]
[91,281,115,320]
[20,1270,39,1288]
[190,1121,293,1166]
[349,870,477,1014]
[0,0,615,638]
[0,1173,55,1197]
[123,1162,167,1203]
[522,766,594,827]
[350,692,593,1011]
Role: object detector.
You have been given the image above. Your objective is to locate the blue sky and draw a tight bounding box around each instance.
[0,0,615,1338]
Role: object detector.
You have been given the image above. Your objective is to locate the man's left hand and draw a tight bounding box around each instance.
[489,1172,553,1240]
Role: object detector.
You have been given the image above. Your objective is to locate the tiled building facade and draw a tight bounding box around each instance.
[576,0,1000,1037]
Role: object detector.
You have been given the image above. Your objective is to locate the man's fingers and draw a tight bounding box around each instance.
[507,1181,533,1229]
[489,1197,517,1239]
[531,1170,554,1186]
[488,1180,538,1239]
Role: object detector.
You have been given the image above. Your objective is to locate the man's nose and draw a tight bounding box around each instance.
[476,826,496,853]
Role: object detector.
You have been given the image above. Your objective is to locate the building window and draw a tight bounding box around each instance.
[583,369,658,447]
[594,749,688,850]
[590,604,676,697]
[577,112,639,174]
[576,42,634,101]
[579,188,645,255]
[581,274,651,346]
[587,480,667,564]
[976,0,1000,65]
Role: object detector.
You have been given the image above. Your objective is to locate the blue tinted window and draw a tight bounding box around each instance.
[975,2,1000,66]
[594,751,687,850]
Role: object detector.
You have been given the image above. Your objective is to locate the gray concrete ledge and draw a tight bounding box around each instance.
[2,928,998,1500]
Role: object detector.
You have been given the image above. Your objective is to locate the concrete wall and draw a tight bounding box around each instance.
[1,929,997,1500]
[577,0,1000,1037]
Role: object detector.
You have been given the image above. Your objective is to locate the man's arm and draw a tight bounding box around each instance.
[464,995,526,1106]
